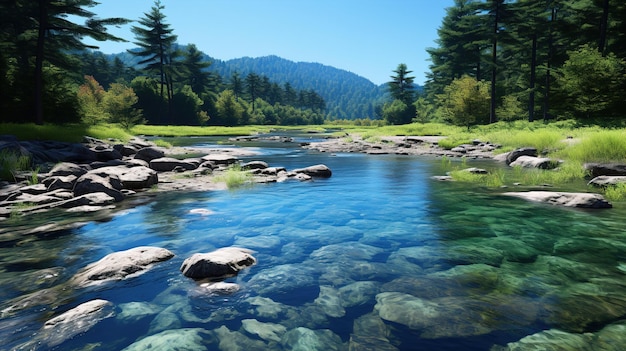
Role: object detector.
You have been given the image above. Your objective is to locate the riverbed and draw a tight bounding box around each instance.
[1,133,625,350]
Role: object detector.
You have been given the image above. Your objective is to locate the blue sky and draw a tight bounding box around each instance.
[85,0,455,85]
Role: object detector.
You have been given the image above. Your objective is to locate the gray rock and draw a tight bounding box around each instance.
[19,183,48,195]
[180,247,256,280]
[150,157,198,172]
[71,246,175,287]
[134,146,165,162]
[42,299,114,347]
[60,192,116,208]
[292,164,332,178]
[241,161,269,170]
[201,154,239,165]
[509,155,560,169]
[95,165,158,189]
[47,162,88,177]
[503,191,612,209]
[584,163,626,177]
[74,172,125,202]
[43,174,77,191]
[588,175,626,187]
[505,147,538,165]
[117,302,159,323]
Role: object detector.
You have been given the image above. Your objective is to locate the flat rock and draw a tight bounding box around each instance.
[95,165,158,189]
[71,246,175,287]
[584,163,626,177]
[180,247,256,280]
[41,299,114,347]
[150,157,198,172]
[503,191,612,209]
[509,155,560,169]
[588,175,626,187]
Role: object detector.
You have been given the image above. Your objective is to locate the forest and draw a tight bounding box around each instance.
[406,0,626,128]
[1,0,624,128]
[0,0,328,127]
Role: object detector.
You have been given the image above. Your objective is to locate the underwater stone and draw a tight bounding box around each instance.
[247,263,318,297]
[281,327,345,351]
[314,285,346,318]
[339,281,381,308]
[503,191,612,209]
[241,319,287,342]
[491,328,593,351]
[121,328,213,351]
[71,246,175,287]
[214,325,268,350]
[42,299,114,347]
[117,302,159,323]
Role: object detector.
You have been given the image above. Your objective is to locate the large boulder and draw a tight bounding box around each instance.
[47,162,88,178]
[504,147,538,165]
[584,163,626,178]
[149,157,198,172]
[134,147,165,162]
[503,191,612,209]
[71,246,175,287]
[94,165,158,189]
[509,155,560,169]
[180,247,256,280]
[291,164,332,178]
[73,172,124,202]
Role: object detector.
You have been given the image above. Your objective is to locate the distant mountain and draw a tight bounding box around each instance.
[210,55,388,120]
[112,50,396,120]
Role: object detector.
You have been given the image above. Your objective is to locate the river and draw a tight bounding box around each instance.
[1,132,625,350]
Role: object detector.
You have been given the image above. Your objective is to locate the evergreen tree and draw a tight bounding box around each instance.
[388,63,416,104]
[130,0,177,124]
[183,44,212,95]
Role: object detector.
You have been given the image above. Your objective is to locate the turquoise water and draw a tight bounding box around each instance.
[1,135,626,350]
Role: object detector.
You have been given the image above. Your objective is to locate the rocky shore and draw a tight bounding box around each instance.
[0,135,332,237]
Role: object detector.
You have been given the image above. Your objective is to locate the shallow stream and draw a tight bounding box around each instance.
[1,133,626,350]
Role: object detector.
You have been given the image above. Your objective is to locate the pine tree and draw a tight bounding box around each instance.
[388,63,416,104]
[130,0,177,124]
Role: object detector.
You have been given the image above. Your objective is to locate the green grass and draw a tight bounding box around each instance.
[214,165,252,189]
[604,183,626,202]
[557,130,626,163]
[130,125,275,137]
[0,123,134,142]
[0,150,31,182]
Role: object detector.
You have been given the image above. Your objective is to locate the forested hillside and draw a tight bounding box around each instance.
[113,51,390,120]
[209,55,388,120]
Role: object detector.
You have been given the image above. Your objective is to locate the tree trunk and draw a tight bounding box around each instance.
[529,34,537,122]
[599,0,609,56]
[489,1,499,124]
[543,7,557,121]
[34,0,47,125]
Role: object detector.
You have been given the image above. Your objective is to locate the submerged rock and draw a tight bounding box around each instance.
[42,299,114,347]
[503,191,612,209]
[241,318,287,342]
[121,328,213,351]
[71,246,175,287]
[180,247,256,280]
[281,327,345,351]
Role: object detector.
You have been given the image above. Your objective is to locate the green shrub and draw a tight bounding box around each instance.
[214,165,252,189]
[604,183,626,202]
[0,150,31,182]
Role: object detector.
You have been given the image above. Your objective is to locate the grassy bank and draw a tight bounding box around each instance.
[2,120,625,200]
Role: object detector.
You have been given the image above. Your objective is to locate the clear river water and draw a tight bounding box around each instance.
[1,133,626,350]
